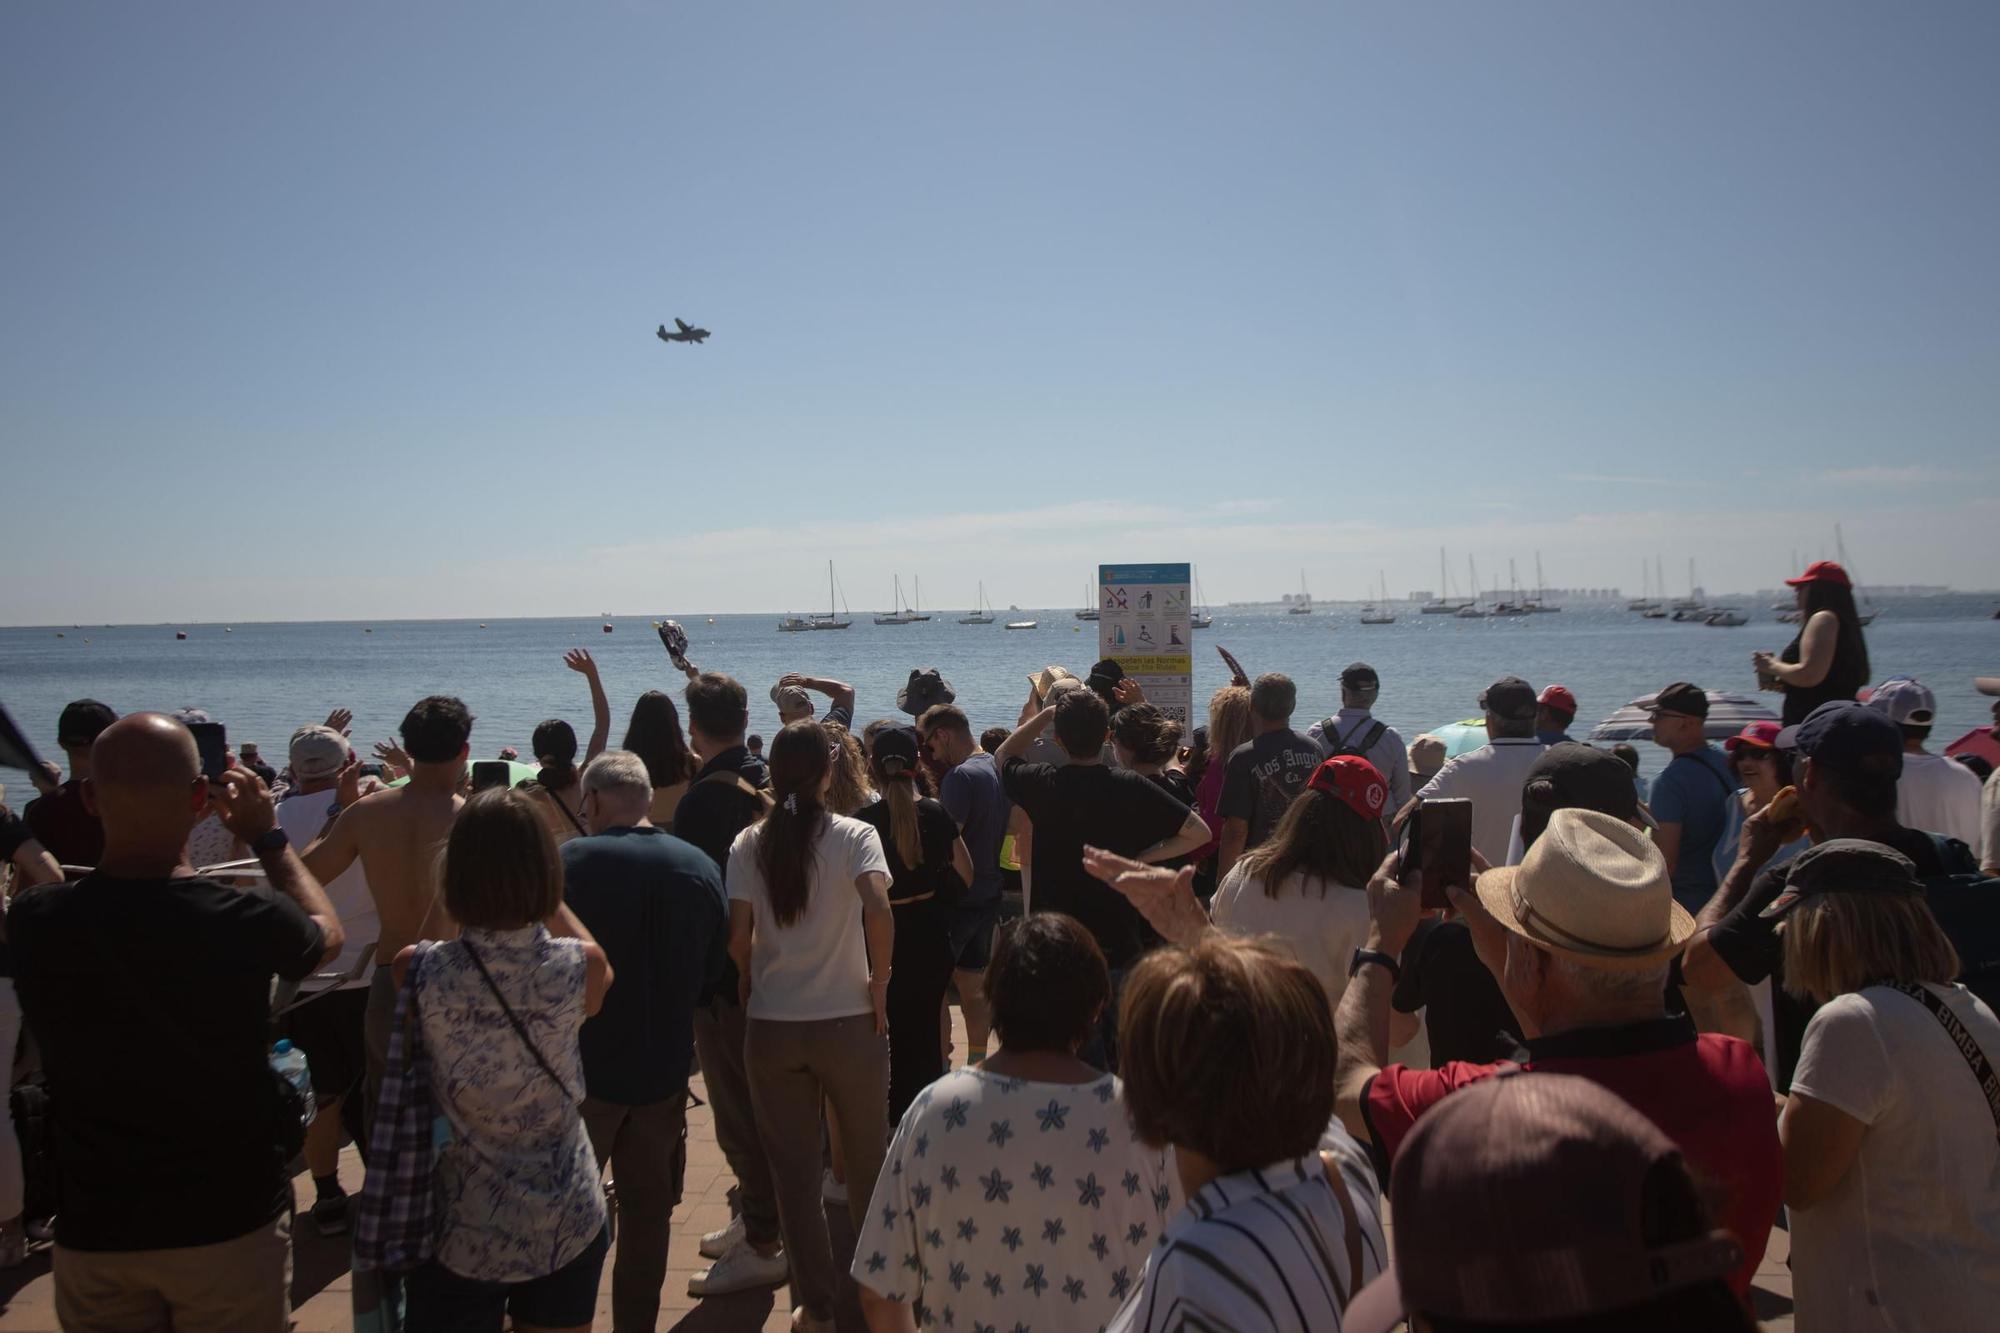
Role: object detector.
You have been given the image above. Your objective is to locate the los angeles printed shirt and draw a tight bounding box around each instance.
[853,1067,1176,1333]
[1218,729,1325,852]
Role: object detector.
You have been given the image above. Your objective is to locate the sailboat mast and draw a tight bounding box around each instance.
[1440,547,1449,599]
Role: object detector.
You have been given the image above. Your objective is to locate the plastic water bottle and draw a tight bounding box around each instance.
[271,1038,316,1126]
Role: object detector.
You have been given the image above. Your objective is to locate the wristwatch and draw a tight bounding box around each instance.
[1348,947,1401,983]
[250,827,291,857]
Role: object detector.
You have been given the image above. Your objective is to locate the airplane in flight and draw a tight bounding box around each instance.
[656,318,710,344]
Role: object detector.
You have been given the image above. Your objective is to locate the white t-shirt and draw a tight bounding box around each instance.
[1414,738,1546,867]
[1787,983,2000,1332]
[728,813,889,1021]
[853,1067,1176,1333]
[277,788,380,991]
[1211,865,1370,1003]
[1896,751,1984,853]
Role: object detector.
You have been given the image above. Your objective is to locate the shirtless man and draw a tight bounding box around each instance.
[303,695,472,1106]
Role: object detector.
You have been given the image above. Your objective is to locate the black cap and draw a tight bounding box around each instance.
[1085,658,1126,705]
[1519,743,1645,849]
[1341,662,1380,689]
[871,725,922,778]
[1647,683,1709,720]
[1775,701,1904,774]
[895,668,956,717]
[1478,676,1537,722]
[57,698,118,747]
[1758,839,1923,920]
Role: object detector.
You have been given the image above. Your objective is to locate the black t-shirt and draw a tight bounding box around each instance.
[1393,918,1524,1066]
[673,745,771,1004]
[1002,758,1189,969]
[854,797,963,906]
[1218,729,1324,851]
[563,826,729,1106]
[1706,826,1983,1087]
[7,873,324,1250]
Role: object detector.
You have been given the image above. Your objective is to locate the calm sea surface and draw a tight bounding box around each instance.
[4,597,1996,793]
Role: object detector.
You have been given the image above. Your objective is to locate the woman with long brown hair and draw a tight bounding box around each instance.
[620,689,698,828]
[1211,755,1388,1009]
[1753,561,1871,726]
[726,721,895,1333]
[851,725,973,1121]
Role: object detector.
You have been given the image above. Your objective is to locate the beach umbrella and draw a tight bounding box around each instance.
[1943,727,2000,769]
[1587,691,1779,744]
[1428,718,1491,758]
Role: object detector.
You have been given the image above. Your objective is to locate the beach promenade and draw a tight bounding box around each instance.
[0,1004,1800,1331]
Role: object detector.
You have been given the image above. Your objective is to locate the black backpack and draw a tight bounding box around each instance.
[1921,834,2000,1014]
[1319,717,1386,760]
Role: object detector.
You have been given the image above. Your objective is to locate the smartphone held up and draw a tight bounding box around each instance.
[1402,797,1473,912]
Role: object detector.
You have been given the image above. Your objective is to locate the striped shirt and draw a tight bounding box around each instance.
[1107,1122,1384,1333]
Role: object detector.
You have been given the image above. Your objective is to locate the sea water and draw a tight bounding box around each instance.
[3,596,1995,792]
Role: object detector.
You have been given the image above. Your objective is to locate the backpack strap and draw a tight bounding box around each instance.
[699,769,774,811]
[1891,983,2000,1142]
[1325,718,1387,759]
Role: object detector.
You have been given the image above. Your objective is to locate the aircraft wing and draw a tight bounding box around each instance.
[675,318,692,333]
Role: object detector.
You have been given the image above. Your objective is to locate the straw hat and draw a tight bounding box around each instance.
[1473,808,1693,971]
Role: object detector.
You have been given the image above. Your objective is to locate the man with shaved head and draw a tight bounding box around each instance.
[8,713,343,1330]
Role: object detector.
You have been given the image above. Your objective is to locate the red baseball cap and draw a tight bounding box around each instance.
[1307,755,1388,822]
[1536,685,1577,716]
[1722,720,1783,753]
[1785,560,1850,588]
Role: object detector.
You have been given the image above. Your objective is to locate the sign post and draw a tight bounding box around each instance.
[1097,562,1194,728]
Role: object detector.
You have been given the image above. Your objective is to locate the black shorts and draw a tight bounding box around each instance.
[283,986,369,1100]
[947,898,1004,970]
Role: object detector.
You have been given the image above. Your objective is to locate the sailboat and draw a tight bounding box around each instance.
[1491,560,1533,616]
[1628,559,1662,612]
[909,576,932,621]
[1075,582,1100,621]
[1288,569,1313,614]
[1526,552,1562,612]
[1456,556,1489,617]
[958,583,996,625]
[780,561,853,631]
[1422,548,1473,613]
[1189,567,1213,629]
[1360,571,1395,624]
[874,576,917,625]
[1669,559,1704,615]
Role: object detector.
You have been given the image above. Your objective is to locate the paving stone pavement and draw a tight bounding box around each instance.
[0,1006,1796,1331]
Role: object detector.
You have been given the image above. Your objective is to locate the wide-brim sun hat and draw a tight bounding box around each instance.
[1474,807,1694,972]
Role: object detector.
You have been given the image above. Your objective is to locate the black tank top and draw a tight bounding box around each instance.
[1778,618,1868,725]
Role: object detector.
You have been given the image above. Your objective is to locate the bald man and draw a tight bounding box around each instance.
[8,713,341,1332]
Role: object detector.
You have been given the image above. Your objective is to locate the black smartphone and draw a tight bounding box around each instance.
[1402,797,1473,912]
[188,721,230,782]
[471,760,512,793]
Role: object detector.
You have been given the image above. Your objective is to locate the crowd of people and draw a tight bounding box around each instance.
[0,557,1997,1332]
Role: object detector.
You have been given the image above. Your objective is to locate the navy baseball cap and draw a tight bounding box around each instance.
[1775,701,1903,775]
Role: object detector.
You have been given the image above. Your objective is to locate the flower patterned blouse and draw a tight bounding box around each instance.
[415,925,605,1282]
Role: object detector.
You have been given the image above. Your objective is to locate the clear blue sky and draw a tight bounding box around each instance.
[5,1,1995,622]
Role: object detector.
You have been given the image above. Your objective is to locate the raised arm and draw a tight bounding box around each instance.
[780,672,856,721]
[1333,850,1423,1138]
[211,767,345,968]
[994,706,1053,768]
[566,649,612,764]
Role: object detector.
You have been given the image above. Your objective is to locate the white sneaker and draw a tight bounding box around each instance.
[821,1168,848,1205]
[688,1240,789,1297]
[697,1213,743,1261]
